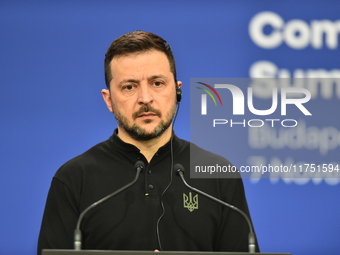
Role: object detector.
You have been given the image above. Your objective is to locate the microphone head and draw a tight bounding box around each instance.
[134,160,145,172]
[174,163,185,176]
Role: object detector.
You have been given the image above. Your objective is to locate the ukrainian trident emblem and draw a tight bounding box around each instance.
[183,192,198,212]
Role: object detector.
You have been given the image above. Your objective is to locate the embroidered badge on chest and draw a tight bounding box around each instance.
[183,192,198,212]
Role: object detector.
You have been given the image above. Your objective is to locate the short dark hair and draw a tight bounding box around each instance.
[104,31,177,89]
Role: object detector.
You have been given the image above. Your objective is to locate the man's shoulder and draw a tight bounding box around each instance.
[54,138,112,180]
[175,136,233,165]
[175,137,241,189]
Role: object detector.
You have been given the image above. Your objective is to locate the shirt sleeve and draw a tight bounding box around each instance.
[37,177,80,255]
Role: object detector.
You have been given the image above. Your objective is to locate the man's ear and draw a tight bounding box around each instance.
[101,89,114,113]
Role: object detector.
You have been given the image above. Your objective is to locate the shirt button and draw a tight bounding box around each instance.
[148,169,152,174]
[148,184,154,190]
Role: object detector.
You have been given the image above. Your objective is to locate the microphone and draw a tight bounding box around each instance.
[174,164,256,253]
[74,161,145,250]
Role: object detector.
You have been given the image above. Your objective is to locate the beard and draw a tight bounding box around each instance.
[112,102,176,141]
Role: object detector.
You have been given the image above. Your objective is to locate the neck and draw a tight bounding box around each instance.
[117,126,173,162]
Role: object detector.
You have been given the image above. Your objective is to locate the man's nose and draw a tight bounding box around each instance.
[137,85,154,105]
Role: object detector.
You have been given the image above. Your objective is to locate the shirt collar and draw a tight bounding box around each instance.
[108,128,181,154]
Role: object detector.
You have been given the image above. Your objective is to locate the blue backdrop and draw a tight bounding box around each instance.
[1,1,339,255]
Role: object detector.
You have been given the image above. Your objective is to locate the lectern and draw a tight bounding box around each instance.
[43,250,290,255]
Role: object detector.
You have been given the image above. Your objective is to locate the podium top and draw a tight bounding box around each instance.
[42,249,290,255]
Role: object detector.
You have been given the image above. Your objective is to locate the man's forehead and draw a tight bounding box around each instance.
[109,51,172,79]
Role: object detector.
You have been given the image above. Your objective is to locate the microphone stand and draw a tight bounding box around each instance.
[74,161,145,250]
[175,165,256,253]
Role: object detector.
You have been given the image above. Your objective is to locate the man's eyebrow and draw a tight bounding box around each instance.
[117,75,168,86]
[147,75,168,81]
[118,79,140,86]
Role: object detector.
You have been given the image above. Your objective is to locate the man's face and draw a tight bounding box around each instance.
[102,50,180,141]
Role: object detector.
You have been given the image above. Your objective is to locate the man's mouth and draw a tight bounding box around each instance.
[138,112,158,118]
[133,105,162,120]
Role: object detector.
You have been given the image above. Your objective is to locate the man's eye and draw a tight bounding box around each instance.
[124,85,134,90]
[154,81,163,86]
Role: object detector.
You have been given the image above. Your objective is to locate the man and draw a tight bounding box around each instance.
[38,31,258,254]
